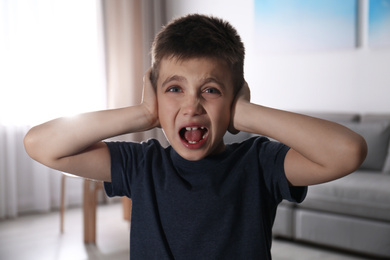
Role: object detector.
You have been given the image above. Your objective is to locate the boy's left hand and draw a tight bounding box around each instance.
[228,81,251,134]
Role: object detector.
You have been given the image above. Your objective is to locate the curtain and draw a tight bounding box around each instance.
[0,0,106,218]
[0,125,85,218]
[102,0,168,145]
[0,0,168,219]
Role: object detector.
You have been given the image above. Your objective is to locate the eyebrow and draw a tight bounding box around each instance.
[161,75,186,88]
[202,78,226,90]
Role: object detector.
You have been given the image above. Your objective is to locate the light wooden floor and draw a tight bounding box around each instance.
[0,203,373,260]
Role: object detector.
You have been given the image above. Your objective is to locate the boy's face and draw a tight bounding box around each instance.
[156,57,235,161]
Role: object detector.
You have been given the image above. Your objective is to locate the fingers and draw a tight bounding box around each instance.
[228,81,251,135]
[143,67,152,83]
[142,68,160,128]
[239,81,251,102]
[142,68,155,103]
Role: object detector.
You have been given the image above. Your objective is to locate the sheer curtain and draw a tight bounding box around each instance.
[102,0,168,144]
[0,0,106,218]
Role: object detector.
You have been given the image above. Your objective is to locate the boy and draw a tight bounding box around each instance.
[24,14,367,259]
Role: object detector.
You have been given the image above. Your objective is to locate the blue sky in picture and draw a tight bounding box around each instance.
[369,0,390,47]
[255,0,357,52]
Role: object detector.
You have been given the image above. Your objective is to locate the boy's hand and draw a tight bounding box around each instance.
[228,81,251,134]
[141,68,160,129]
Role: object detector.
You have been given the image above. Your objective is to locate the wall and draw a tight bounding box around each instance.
[165,0,390,113]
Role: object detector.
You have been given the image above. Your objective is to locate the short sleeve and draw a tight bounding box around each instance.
[257,138,307,204]
[103,141,139,198]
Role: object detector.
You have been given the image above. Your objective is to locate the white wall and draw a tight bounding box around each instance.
[165,0,390,113]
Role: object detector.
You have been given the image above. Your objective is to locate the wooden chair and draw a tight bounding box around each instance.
[60,173,103,243]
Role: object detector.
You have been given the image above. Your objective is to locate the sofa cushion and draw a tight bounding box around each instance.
[361,114,390,122]
[360,114,390,173]
[294,209,390,258]
[299,171,390,222]
[342,122,390,171]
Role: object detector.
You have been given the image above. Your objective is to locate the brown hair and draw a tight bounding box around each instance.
[150,14,245,93]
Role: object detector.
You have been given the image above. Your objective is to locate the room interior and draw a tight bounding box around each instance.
[1,0,389,259]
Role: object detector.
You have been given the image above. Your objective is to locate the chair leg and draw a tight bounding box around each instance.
[84,179,100,243]
[60,174,66,233]
[122,197,132,222]
[83,179,104,243]
[83,179,92,243]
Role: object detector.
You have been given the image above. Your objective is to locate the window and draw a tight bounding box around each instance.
[0,0,106,126]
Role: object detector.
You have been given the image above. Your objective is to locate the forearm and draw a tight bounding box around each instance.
[234,101,367,184]
[24,105,156,166]
[234,102,351,151]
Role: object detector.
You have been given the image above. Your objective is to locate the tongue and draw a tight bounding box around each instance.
[184,129,203,142]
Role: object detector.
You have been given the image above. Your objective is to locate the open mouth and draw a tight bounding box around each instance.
[179,126,208,144]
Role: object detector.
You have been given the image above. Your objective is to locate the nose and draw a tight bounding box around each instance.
[181,93,205,116]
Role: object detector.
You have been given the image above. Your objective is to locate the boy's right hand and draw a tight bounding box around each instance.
[141,68,160,129]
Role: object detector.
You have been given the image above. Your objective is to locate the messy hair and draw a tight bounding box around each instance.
[150,14,245,93]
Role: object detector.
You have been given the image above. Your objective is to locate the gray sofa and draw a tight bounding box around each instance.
[224,112,390,259]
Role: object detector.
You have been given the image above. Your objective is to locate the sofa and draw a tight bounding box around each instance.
[224,112,390,259]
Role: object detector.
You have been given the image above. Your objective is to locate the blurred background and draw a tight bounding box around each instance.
[0,0,389,258]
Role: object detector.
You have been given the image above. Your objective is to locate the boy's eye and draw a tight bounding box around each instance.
[167,86,182,93]
[204,88,220,94]
[202,88,221,98]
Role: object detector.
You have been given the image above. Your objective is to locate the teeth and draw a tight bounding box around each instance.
[183,126,207,144]
[185,126,205,131]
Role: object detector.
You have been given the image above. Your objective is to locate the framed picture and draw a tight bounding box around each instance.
[368,0,390,47]
[255,0,358,53]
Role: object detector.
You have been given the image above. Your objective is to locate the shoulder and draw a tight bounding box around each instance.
[220,136,288,171]
[105,138,164,150]
[104,138,167,160]
[227,135,288,156]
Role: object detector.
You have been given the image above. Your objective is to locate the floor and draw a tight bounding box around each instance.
[0,203,375,260]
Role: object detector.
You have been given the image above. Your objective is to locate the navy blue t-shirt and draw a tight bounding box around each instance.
[104,136,307,259]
